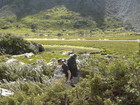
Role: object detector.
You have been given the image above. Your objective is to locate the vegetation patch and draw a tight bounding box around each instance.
[34,40,139,57]
[0,34,45,55]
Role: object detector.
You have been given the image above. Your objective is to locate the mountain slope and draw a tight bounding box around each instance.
[106,0,140,31]
[0,0,140,31]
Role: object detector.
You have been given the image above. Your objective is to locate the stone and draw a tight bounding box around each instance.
[0,88,14,97]
[6,59,25,65]
[105,54,113,58]
[30,42,45,52]
[36,59,45,64]
[62,51,74,55]
[23,76,34,81]
[12,52,34,58]
[1,26,9,29]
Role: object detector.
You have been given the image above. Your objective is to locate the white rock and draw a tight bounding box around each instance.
[12,52,34,58]
[0,88,14,97]
[62,51,73,55]
[6,59,25,65]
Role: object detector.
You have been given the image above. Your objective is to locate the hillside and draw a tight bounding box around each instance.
[106,0,140,32]
[0,0,140,32]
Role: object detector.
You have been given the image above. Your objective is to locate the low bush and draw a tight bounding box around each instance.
[0,34,45,55]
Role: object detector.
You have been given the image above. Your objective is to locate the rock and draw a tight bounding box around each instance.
[25,34,29,36]
[12,52,34,58]
[82,54,90,56]
[62,51,74,55]
[23,76,34,81]
[30,42,45,52]
[57,33,63,37]
[1,26,9,29]
[105,54,113,58]
[0,88,14,97]
[62,28,66,32]
[31,23,37,29]
[8,20,14,23]
[36,59,45,64]
[122,56,126,58]
[6,59,25,65]
[24,53,34,58]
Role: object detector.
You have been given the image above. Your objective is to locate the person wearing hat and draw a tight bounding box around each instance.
[57,59,71,83]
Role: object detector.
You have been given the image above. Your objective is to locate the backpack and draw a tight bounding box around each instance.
[67,54,78,77]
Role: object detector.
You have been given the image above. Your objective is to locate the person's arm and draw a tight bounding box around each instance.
[67,70,71,83]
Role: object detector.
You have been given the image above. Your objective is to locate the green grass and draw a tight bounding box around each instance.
[11,52,68,64]
[11,44,102,64]
[33,40,139,57]
[1,40,138,64]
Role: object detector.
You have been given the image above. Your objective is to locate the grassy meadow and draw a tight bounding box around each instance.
[7,40,138,64]
[34,40,139,57]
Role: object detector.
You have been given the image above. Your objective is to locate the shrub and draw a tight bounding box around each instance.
[0,34,45,55]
